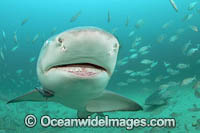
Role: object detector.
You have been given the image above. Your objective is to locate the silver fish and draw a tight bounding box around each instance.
[32,34,40,44]
[145,89,171,106]
[13,32,18,44]
[188,2,198,11]
[193,81,200,90]
[169,0,178,12]
[181,76,196,86]
[70,10,81,23]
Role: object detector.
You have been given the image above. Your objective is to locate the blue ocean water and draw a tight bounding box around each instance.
[0,0,200,132]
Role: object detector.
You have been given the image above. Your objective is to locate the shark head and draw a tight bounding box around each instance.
[37,26,120,97]
[7,26,143,116]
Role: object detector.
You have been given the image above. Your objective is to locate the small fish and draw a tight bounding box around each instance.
[126,78,137,83]
[190,25,198,32]
[167,68,179,75]
[169,0,178,12]
[11,45,19,52]
[176,63,190,69]
[140,78,150,84]
[194,90,200,98]
[184,124,189,133]
[135,36,142,42]
[182,40,192,54]
[170,112,182,117]
[132,36,142,48]
[162,21,172,29]
[169,35,178,42]
[120,57,129,61]
[159,84,170,90]
[32,33,40,44]
[155,75,164,82]
[187,48,198,56]
[129,48,136,53]
[168,81,180,87]
[129,53,138,59]
[51,27,57,35]
[125,16,129,26]
[124,70,133,74]
[119,61,128,66]
[140,72,150,77]
[135,19,144,29]
[181,76,196,86]
[70,10,81,23]
[182,14,193,22]
[145,89,171,106]
[176,28,185,34]
[13,32,18,44]
[140,51,149,55]
[16,69,23,75]
[188,104,200,112]
[21,18,29,26]
[138,45,151,53]
[2,30,6,40]
[144,68,151,72]
[188,2,198,11]
[128,31,135,37]
[157,34,166,43]
[117,82,128,86]
[151,61,158,68]
[140,59,154,65]
[107,11,110,23]
[111,27,118,34]
[193,81,200,90]
[129,72,137,77]
[0,49,4,60]
[117,58,128,66]
[29,57,36,63]
[164,61,170,67]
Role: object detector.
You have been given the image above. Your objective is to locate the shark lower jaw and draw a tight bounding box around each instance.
[48,63,107,78]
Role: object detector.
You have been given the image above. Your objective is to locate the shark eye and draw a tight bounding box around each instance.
[114,43,119,49]
[58,37,63,43]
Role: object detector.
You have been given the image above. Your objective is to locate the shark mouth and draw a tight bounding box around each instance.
[49,63,106,77]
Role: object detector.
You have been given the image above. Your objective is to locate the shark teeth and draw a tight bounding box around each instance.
[67,67,82,72]
[49,63,106,77]
[51,66,103,76]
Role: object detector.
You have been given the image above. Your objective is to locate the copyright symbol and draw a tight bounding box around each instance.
[24,114,37,128]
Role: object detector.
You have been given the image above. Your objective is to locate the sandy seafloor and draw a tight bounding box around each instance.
[0,83,199,133]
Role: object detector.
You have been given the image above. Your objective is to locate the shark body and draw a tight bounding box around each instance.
[8,27,142,118]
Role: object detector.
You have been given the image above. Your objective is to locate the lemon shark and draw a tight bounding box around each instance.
[8,27,142,118]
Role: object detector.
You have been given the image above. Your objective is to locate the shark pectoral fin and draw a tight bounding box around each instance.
[86,91,143,113]
[7,89,47,104]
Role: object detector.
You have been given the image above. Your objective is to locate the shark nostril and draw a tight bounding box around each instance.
[108,43,119,56]
[61,45,67,51]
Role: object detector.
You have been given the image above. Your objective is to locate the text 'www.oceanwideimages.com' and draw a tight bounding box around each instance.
[24,114,176,130]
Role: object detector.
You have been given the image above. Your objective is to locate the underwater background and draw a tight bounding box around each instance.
[0,0,200,132]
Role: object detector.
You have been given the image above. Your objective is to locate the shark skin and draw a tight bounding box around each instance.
[7,26,143,118]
